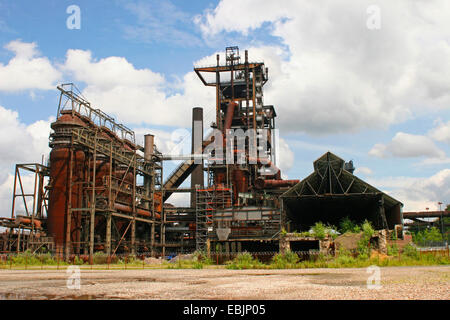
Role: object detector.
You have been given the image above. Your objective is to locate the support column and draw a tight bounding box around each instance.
[224,242,230,261]
[378,195,388,230]
[105,214,111,256]
[89,132,97,264]
[151,222,155,257]
[131,219,136,255]
[206,238,211,258]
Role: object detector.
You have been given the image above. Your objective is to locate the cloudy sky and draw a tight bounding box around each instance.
[0,0,449,214]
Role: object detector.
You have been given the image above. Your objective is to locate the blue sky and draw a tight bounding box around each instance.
[0,0,449,212]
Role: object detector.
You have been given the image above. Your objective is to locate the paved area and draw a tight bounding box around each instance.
[0,266,448,300]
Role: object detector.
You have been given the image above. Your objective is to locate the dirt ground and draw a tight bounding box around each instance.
[0,266,448,300]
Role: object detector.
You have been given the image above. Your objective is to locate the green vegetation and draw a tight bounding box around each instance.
[309,222,338,240]
[2,217,449,270]
[1,251,68,266]
[311,222,326,240]
[225,252,264,270]
[339,217,361,234]
[224,248,449,270]
[387,244,399,256]
[271,250,300,269]
[412,227,444,246]
[356,220,375,258]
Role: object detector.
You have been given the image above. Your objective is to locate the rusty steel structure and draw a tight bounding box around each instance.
[0,46,408,258]
[191,46,300,252]
[1,84,165,260]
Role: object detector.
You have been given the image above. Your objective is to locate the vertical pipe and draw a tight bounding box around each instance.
[89,132,97,264]
[108,141,113,211]
[230,54,234,101]
[191,107,204,208]
[11,166,18,218]
[252,67,256,130]
[36,168,44,218]
[245,50,250,128]
[161,164,165,259]
[216,54,221,130]
[17,227,21,253]
[252,67,257,160]
[31,166,38,246]
[65,148,74,259]
[131,153,137,255]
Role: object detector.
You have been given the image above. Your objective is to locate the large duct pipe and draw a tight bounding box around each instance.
[224,101,237,130]
[191,107,204,207]
[255,178,300,189]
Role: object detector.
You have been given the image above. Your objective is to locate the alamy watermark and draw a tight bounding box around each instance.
[366,265,382,289]
[66,265,81,290]
[66,5,81,30]
[366,5,381,30]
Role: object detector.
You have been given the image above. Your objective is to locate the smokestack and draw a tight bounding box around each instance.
[144,134,154,209]
[191,107,204,207]
[144,134,154,161]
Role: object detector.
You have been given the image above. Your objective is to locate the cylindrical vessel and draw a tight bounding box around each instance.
[47,148,85,247]
[48,111,87,250]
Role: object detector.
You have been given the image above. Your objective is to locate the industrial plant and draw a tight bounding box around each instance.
[1,46,444,262]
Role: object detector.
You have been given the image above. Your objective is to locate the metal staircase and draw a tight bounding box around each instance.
[163,132,213,202]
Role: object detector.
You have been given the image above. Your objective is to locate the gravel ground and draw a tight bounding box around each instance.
[0,266,448,300]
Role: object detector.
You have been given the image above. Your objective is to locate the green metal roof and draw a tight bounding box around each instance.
[281,151,403,209]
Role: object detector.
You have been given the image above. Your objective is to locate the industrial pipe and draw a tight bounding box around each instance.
[254,178,300,189]
[114,203,161,220]
[224,101,238,130]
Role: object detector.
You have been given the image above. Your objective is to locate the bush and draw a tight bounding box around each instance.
[339,217,360,234]
[402,243,419,259]
[311,222,326,240]
[93,252,109,264]
[387,244,399,256]
[73,255,85,265]
[413,227,443,246]
[192,261,204,269]
[271,250,299,269]
[361,220,375,239]
[226,252,264,270]
[355,220,375,257]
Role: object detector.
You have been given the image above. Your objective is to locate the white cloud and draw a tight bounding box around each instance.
[0,105,53,165]
[61,49,215,128]
[0,40,61,91]
[367,169,450,211]
[0,105,53,218]
[354,166,373,176]
[368,132,446,159]
[429,119,450,144]
[277,137,294,178]
[195,0,450,135]
[0,173,39,219]
[195,0,290,37]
